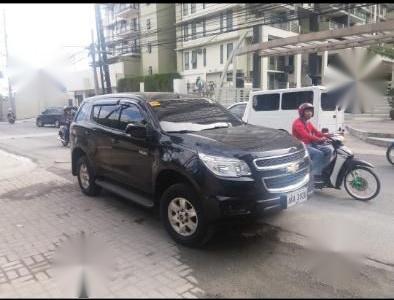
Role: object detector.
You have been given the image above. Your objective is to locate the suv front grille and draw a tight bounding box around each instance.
[254,150,306,169]
[263,167,309,190]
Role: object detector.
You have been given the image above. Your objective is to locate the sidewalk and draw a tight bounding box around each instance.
[0,148,37,181]
[345,117,394,147]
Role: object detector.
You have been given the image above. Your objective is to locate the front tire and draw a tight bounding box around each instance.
[344,166,380,201]
[386,144,394,165]
[36,119,43,127]
[76,156,101,196]
[160,183,213,247]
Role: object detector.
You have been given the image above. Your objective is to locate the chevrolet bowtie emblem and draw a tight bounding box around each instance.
[287,163,299,174]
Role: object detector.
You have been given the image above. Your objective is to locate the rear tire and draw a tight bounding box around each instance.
[344,166,380,201]
[160,183,213,247]
[386,144,394,165]
[76,156,101,196]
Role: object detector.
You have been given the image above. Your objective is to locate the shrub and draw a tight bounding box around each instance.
[117,73,181,93]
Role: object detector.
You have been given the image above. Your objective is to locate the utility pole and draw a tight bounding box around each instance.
[95,4,112,94]
[3,9,14,114]
[89,30,100,95]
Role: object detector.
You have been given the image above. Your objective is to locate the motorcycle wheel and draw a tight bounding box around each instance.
[386,144,394,166]
[344,166,380,201]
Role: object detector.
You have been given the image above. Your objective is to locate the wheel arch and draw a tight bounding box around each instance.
[72,147,86,176]
[154,169,200,204]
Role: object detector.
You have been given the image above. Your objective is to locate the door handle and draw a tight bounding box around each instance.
[111,138,120,144]
[333,115,337,118]
[85,130,91,136]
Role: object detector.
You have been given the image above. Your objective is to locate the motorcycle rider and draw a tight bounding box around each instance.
[292,103,334,186]
[7,108,15,120]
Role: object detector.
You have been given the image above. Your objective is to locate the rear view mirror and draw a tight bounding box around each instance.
[125,123,147,139]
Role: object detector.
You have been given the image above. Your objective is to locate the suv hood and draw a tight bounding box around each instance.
[168,124,303,158]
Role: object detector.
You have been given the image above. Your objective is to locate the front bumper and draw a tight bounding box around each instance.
[200,171,314,222]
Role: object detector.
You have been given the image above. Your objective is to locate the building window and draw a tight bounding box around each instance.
[147,18,151,30]
[147,43,152,53]
[185,52,189,70]
[202,3,206,9]
[226,10,233,31]
[183,24,189,41]
[220,14,224,33]
[202,19,206,37]
[183,3,188,16]
[148,66,152,75]
[133,18,137,31]
[191,3,196,14]
[191,22,197,40]
[203,48,206,66]
[192,50,197,69]
[227,43,233,59]
[220,44,223,64]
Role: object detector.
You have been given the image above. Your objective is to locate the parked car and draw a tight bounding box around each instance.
[70,92,312,246]
[227,102,248,119]
[36,107,64,128]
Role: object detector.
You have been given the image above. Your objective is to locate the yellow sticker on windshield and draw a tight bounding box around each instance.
[149,101,161,107]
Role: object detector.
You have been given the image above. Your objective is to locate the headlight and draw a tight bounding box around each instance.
[198,153,251,177]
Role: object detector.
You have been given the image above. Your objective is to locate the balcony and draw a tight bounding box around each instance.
[271,20,300,33]
[115,3,139,19]
[117,23,139,37]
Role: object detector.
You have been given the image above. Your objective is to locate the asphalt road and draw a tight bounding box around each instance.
[1,119,394,297]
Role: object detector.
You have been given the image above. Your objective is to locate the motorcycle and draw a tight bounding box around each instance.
[314,134,380,201]
[58,124,69,147]
[7,112,15,124]
[387,142,394,165]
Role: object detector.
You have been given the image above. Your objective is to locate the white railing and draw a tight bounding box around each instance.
[214,87,260,107]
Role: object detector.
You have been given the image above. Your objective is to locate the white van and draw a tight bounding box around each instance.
[242,86,345,133]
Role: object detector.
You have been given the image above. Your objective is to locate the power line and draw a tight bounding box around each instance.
[104,3,376,54]
[97,3,378,69]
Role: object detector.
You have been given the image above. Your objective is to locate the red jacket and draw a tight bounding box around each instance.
[292,118,324,144]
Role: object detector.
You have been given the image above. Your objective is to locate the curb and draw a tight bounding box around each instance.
[346,125,394,148]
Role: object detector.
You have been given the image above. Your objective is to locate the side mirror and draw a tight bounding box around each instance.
[125,123,147,139]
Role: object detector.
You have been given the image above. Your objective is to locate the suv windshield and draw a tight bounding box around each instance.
[150,98,242,132]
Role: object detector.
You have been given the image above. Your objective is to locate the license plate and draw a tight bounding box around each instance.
[286,187,308,208]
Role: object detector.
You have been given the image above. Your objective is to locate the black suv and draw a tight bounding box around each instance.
[36,107,64,128]
[71,93,312,246]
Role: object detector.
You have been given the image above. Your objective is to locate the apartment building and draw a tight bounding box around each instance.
[100,3,177,91]
[102,3,141,90]
[175,3,304,92]
[175,3,392,92]
[139,4,177,76]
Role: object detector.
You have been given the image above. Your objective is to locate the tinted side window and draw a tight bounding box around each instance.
[282,91,313,110]
[96,105,121,129]
[92,105,101,122]
[253,94,280,111]
[75,103,91,122]
[119,104,145,131]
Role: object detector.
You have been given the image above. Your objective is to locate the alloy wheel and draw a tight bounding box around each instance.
[167,197,198,237]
